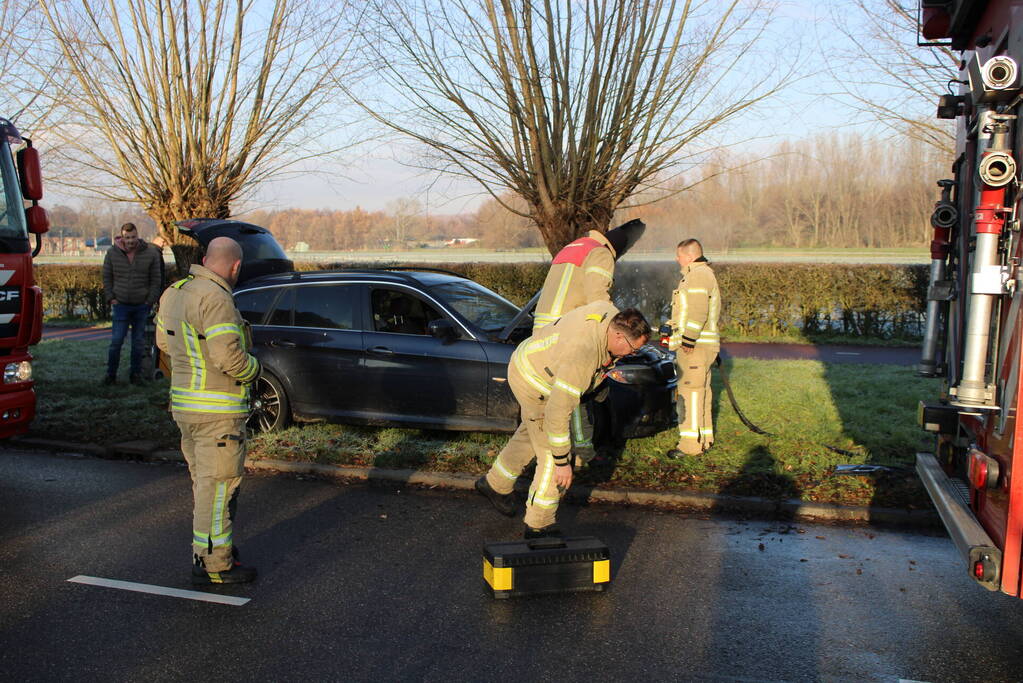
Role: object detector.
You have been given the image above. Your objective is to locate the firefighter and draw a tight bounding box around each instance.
[667,239,720,457]
[156,237,261,585]
[533,219,646,460]
[476,302,651,537]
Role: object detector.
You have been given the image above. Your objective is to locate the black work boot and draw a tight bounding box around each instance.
[475,475,518,517]
[191,553,257,585]
[523,524,562,540]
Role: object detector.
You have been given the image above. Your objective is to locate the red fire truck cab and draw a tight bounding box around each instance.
[0,117,48,438]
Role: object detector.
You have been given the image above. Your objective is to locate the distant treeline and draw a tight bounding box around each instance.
[44,133,946,255]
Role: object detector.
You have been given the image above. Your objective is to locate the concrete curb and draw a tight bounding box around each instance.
[9,436,940,528]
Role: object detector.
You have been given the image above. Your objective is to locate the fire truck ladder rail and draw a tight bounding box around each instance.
[916,452,1002,591]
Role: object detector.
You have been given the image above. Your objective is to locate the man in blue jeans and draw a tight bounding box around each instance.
[102,223,164,385]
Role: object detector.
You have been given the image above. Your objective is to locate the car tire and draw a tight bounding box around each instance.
[248,371,291,433]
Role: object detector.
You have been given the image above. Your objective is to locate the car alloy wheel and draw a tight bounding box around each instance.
[247,372,291,433]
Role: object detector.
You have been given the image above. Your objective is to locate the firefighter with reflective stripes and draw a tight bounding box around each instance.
[156,237,261,584]
[476,302,651,537]
[533,219,646,460]
[668,239,721,457]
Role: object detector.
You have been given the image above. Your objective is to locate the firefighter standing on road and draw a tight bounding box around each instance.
[533,219,646,460]
[156,237,261,585]
[476,302,651,537]
[668,239,720,457]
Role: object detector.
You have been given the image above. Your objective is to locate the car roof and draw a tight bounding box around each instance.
[234,268,471,291]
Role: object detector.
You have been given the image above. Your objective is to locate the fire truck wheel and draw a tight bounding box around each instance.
[248,371,291,434]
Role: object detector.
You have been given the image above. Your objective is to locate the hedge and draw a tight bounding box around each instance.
[35,261,928,341]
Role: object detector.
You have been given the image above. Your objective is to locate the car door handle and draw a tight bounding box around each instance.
[367,346,394,356]
[270,339,296,348]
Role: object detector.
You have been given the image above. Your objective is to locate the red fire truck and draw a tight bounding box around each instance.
[917,0,1023,596]
[0,117,48,438]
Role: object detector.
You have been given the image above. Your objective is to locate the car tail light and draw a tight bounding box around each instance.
[968,448,1001,490]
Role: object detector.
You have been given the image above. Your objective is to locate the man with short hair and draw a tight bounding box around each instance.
[102,222,163,385]
[476,302,651,537]
[156,237,261,584]
[668,239,721,456]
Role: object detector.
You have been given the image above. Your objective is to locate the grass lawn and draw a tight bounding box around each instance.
[29,338,939,508]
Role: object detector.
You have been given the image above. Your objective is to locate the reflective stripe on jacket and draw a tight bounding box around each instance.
[534,230,616,331]
[511,300,618,463]
[155,264,260,423]
[669,260,720,351]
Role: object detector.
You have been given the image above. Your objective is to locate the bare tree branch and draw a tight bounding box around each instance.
[350,0,789,253]
[36,0,364,244]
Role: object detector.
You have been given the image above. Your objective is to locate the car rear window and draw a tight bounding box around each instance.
[294,284,358,330]
[235,287,281,325]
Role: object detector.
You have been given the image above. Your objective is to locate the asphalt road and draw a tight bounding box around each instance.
[2,449,1021,682]
[42,325,919,365]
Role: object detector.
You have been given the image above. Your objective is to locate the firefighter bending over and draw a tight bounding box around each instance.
[668,239,720,457]
[476,302,651,537]
[533,219,646,460]
[156,237,262,584]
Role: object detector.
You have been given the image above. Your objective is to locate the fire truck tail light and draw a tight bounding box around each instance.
[968,448,1001,490]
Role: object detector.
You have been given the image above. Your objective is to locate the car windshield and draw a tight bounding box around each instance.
[0,141,28,241]
[430,280,520,331]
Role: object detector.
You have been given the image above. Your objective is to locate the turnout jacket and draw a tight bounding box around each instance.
[155,264,260,423]
[534,230,617,331]
[102,237,163,306]
[511,300,619,465]
[669,258,720,352]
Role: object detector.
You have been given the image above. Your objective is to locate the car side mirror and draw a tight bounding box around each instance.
[428,319,458,342]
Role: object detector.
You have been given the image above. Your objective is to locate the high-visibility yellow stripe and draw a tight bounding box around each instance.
[493,459,518,481]
[593,559,610,583]
[548,432,571,447]
[585,266,612,280]
[548,266,575,319]
[212,482,227,536]
[204,323,241,340]
[182,321,206,391]
[553,378,582,398]
[686,320,703,330]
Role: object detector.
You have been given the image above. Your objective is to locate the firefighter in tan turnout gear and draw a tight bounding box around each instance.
[476,301,651,537]
[156,237,262,584]
[533,219,646,460]
[668,239,720,457]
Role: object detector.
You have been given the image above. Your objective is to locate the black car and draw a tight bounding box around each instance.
[180,219,677,443]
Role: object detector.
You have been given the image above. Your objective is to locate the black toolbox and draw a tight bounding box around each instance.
[483,536,611,598]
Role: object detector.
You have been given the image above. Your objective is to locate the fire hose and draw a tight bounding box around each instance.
[712,354,862,459]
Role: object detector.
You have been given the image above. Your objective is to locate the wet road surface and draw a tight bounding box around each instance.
[2,449,1021,682]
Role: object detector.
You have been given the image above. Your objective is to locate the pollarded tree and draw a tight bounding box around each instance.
[38,0,361,252]
[354,0,787,254]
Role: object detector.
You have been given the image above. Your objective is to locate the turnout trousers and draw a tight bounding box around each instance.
[675,346,717,452]
[178,417,247,572]
[485,372,563,530]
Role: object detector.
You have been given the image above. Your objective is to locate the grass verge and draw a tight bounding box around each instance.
[30,338,938,509]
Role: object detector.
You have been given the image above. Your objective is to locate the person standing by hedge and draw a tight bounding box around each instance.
[668,239,720,457]
[102,222,164,385]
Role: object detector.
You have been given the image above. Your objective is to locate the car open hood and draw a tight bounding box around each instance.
[176,219,294,285]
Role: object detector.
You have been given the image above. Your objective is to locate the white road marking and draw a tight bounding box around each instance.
[67,575,249,606]
[835,352,862,355]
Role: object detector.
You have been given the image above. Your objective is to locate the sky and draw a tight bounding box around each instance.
[44,1,931,216]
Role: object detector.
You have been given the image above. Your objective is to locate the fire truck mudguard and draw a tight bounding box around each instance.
[916,452,1002,591]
